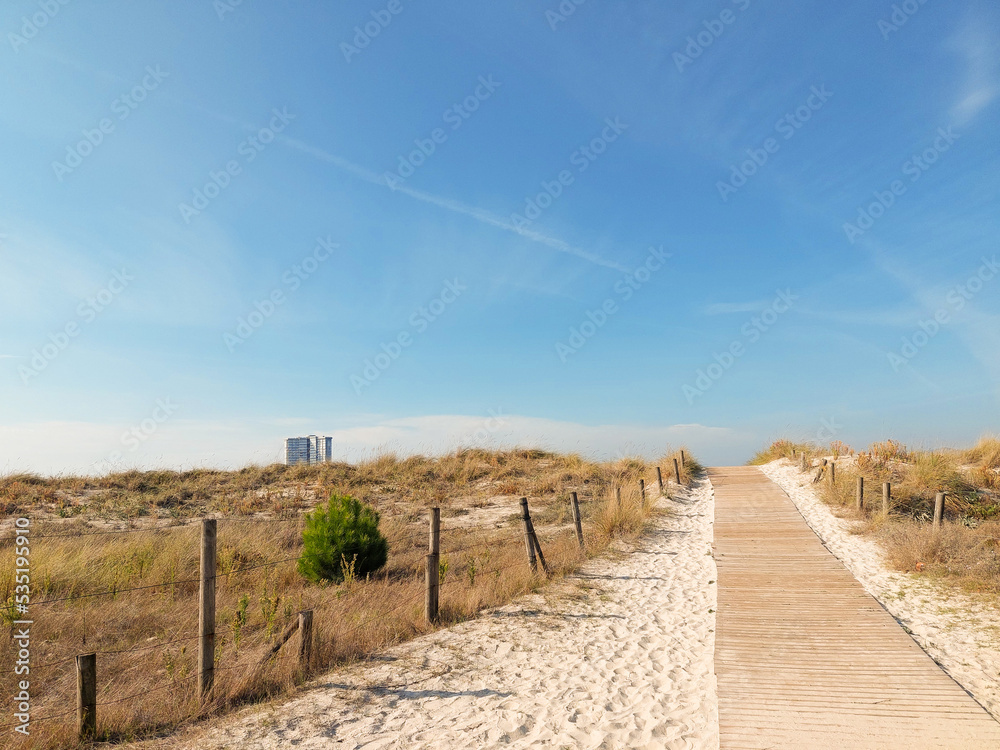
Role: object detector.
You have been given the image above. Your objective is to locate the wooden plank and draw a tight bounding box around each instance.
[710,466,1000,750]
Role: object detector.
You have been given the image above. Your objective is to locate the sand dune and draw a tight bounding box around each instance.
[160,480,718,750]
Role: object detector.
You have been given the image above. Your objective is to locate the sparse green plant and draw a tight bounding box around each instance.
[260,583,281,639]
[231,593,250,652]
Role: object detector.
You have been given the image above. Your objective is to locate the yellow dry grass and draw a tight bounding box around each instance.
[756,435,1000,597]
[0,447,696,748]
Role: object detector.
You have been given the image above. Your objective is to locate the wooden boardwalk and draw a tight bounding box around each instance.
[710,466,1000,749]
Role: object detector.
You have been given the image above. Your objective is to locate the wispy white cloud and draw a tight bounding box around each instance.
[947,15,1000,125]
[175,100,630,272]
[277,136,630,273]
[0,414,745,476]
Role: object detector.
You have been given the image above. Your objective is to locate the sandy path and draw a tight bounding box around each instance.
[166,479,718,750]
[761,459,1000,720]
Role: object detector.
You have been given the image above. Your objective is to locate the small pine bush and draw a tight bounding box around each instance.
[298,494,388,583]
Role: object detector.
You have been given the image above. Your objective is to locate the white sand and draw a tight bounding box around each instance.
[166,480,719,749]
[761,459,1000,720]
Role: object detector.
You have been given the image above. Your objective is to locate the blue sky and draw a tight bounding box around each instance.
[2,0,998,474]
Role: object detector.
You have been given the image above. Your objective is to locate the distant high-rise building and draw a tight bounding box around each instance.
[284,435,333,465]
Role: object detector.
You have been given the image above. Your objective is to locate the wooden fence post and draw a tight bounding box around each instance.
[77,653,96,739]
[673,458,681,485]
[656,466,664,495]
[198,519,217,703]
[856,477,864,511]
[800,451,807,470]
[933,492,945,528]
[615,486,622,508]
[524,500,549,574]
[520,497,537,571]
[425,508,440,623]
[882,482,891,516]
[298,610,313,669]
[639,479,646,504]
[680,450,686,467]
[570,491,584,549]
[828,462,836,488]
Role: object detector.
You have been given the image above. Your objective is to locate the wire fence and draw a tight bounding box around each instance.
[0,472,675,743]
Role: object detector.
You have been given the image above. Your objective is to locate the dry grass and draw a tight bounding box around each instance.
[0,447,697,748]
[748,439,817,465]
[758,435,1000,596]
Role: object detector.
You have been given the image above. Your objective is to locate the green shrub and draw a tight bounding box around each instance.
[298,494,388,583]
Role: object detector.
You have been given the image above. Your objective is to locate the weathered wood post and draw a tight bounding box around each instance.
[77,653,96,739]
[656,466,664,495]
[828,462,836,488]
[520,497,537,571]
[680,450,686,467]
[570,491,584,549]
[298,610,313,669]
[933,492,945,529]
[856,477,864,511]
[639,478,646,504]
[800,451,807,470]
[673,457,681,485]
[425,507,440,623]
[198,518,217,702]
[615,486,622,508]
[882,482,891,516]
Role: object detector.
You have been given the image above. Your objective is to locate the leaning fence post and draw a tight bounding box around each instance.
[77,652,96,739]
[882,482,891,516]
[570,491,584,549]
[680,450,686,467]
[933,492,945,528]
[856,477,864,511]
[530,526,549,574]
[198,518,217,703]
[425,508,440,623]
[520,497,537,571]
[673,458,681,485]
[656,466,664,495]
[298,610,313,669]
